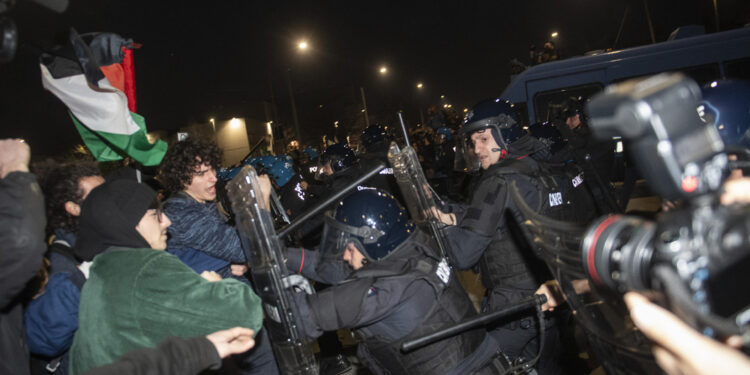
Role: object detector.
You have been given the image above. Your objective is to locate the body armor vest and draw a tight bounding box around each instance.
[478,160,542,297]
[352,244,487,375]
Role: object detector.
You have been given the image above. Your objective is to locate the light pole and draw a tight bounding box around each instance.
[416,82,425,126]
[286,69,301,142]
[360,87,370,127]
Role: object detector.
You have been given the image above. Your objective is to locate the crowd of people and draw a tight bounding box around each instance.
[2,78,750,375]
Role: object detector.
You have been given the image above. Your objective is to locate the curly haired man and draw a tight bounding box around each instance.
[159,137,278,374]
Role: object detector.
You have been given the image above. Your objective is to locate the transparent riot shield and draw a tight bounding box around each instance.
[507,181,659,375]
[226,166,318,375]
[387,141,449,258]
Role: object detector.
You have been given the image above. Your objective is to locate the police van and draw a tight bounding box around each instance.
[502,26,750,182]
[502,25,750,125]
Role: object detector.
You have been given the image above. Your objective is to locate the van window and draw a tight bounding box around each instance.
[533,83,603,122]
[512,101,530,126]
[678,64,721,86]
[725,57,750,81]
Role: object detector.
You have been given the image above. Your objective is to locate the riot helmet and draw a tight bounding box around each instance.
[561,97,586,119]
[436,127,453,142]
[527,121,566,155]
[318,143,356,180]
[458,98,525,171]
[322,188,414,264]
[699,80,750,151]
[561,96,587,130]
[302,146,319,161]
[265,155,295,188]
[361,124,389,150]
[217,155,273,182]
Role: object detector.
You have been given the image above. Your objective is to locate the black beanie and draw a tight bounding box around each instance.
[75,179,157,261]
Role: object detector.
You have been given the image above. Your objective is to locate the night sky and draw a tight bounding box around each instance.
[1,0,748,156]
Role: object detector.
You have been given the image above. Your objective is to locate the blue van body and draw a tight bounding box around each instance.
[502,26,750,124]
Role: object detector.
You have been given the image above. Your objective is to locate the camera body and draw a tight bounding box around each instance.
[582,73,750,341]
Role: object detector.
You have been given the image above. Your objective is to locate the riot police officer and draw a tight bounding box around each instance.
[359,123,390,164]
[358,124,405,205]
[285,189,508,375]
[306,143,359,197]
[433,98,566,374]
[550,97,619,213]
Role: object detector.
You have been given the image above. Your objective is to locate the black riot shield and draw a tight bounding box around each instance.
[507,181,660,374]
[227,166,318,375]
[387,141,449,258]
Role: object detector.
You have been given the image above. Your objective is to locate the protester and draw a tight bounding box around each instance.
[0,139,46,375]
[161,138,248,279]
[82,327,256,375]
[25,162,104,374]
[160,138,279,374]
[68,179,264,374]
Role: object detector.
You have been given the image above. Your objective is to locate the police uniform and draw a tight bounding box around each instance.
[445,139,564,368]
[447,97,568,374]
[287,230,506,375]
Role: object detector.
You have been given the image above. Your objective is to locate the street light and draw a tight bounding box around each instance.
[551,32,559,38]
[230,118,241,129]
[287,39,310,142]
[416,82,423,89]
[379,66,388,75]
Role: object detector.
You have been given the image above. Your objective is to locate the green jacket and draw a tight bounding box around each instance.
[69,247,263,374]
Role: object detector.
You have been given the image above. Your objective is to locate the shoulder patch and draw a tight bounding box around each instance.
[548,191,563,207]
[435,258,451,285]
[571,173,584,187]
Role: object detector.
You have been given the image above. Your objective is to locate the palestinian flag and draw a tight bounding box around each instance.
[40,29,167,166]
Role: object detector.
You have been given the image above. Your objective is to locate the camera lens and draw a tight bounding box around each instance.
[581,215,656,293]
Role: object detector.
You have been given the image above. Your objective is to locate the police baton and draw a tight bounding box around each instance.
[401,294,547,352]
[278,161,386,238]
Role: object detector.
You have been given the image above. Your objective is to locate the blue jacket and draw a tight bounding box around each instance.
[164,192,246,276]
[25,242,85,360]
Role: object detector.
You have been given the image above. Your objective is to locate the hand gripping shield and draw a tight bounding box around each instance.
[506,181,660,374]
[387,141,449,259]
[227,166,318,375]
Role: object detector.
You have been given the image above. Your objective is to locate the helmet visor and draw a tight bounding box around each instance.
[319,211,385,261]
[455,128,481,172]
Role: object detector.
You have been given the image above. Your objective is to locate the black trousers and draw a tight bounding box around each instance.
[489,316,563,375]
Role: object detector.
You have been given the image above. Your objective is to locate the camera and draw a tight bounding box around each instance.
[581,73,750,343]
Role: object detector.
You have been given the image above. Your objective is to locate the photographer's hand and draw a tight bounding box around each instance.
[625,292,750,375]
[720,177,750,205]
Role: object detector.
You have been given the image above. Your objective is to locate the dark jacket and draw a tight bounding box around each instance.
[551,122,615,183]
[0,171,47,375]
[444,135,553,304]
[292,231,500,375]
[82,336,220,375]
